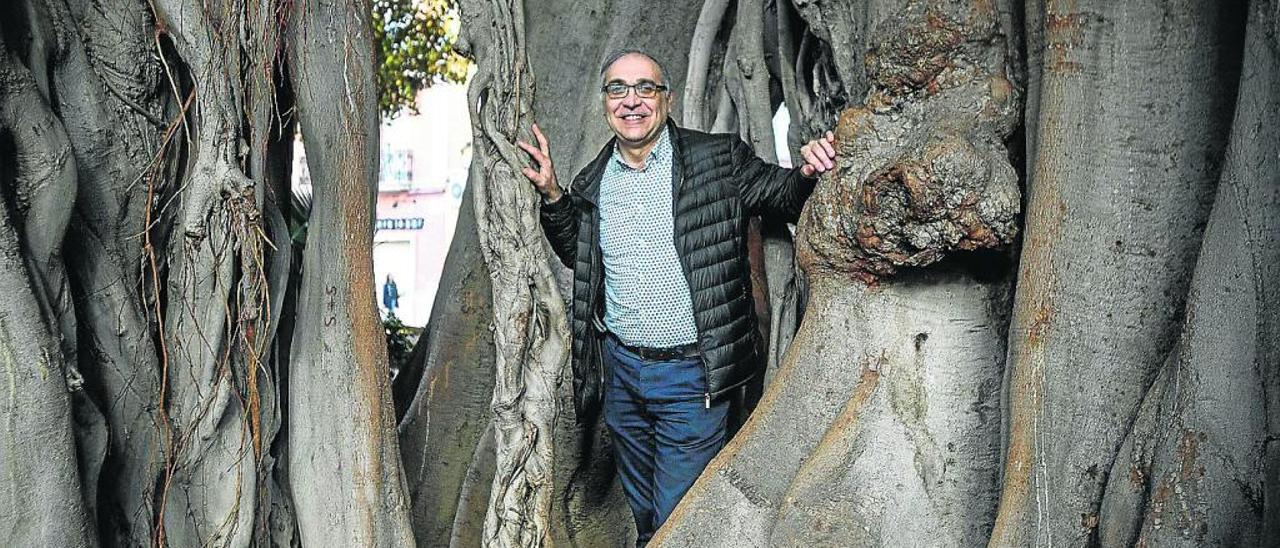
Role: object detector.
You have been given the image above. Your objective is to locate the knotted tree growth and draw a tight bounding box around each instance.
[660,1,1022,544]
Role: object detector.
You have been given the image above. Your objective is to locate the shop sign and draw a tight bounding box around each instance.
[376,217,425,230]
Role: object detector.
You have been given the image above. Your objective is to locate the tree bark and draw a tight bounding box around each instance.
[2,0,411,546]
[991,2,1246,545]
[30,1,170,542]
[719,0,802,383]
[459,1,572,545]
[682,0,733,132]
[768,268,1010,546]
[4,1,1279,546]
[0,31,98,548]
[286,0,416,545]
[1099,2,1280,544]
[0,209,98,548]
[398,176,498,547]
[452,423,499,547]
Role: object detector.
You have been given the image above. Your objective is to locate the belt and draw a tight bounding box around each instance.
[609,332,699,361]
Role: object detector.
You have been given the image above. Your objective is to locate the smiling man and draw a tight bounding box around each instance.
[518,48,835,546]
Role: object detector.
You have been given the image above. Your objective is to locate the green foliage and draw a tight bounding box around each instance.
[288,184,312,245]
[374,0,469,118]
[383,313,418,376]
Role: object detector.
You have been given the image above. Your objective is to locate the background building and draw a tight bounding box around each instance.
[373,83,472,327]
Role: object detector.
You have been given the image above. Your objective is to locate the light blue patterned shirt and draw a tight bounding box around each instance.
[598,127,698,348]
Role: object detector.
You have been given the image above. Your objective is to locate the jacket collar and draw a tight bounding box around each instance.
[577,119,684,206]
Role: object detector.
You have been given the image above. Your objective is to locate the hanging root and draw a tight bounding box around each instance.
[461,0,571,546]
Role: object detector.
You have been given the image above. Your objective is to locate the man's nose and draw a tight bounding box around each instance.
[621,90,643,107]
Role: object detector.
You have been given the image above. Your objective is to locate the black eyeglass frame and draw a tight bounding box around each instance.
[600,81,669,99]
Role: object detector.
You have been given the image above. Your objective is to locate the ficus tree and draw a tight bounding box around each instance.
[0,0,445,546]
[2,0,1276,547]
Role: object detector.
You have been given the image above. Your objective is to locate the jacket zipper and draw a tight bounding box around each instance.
[668,131,712,409]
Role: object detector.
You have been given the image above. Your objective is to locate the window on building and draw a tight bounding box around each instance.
[381,148,414,190]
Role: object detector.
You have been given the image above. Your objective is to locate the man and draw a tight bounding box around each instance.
[518,49,836,545]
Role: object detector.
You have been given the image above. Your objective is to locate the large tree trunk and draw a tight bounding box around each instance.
[398,176,499,547]
[1098,2,1280,545]
[714,0,804,386]
[0,27,98,546]
[0,199,97,548]
[14,1,168,544]
[142,2,281,544]
[3,0,414,546]
[286,0,416,545]
[991,1,1246,545]
[5,0,1280,546]
[655,1,1022,545]
[459,1,573,545]
[769,268,1010,546]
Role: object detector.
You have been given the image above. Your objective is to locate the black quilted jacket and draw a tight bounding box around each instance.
[540,122,815,421]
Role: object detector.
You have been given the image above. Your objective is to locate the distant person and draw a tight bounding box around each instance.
[382,274,400,314]
[517,48,836,546]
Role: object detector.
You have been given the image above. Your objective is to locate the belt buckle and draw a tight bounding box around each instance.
[648,347,679,360]
[638,344,687,361]
[610,332,694,361]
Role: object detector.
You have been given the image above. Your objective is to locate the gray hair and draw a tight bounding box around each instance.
[599,48,672,87]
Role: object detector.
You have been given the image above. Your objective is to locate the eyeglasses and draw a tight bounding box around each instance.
[601,81,668,99]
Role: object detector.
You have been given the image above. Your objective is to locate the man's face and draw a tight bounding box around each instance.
[601,54,671,149]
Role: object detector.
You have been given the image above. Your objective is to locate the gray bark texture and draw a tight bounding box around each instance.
[1098,2,1280,545]
[145,2,279,544]
[0,29,98,547]
[769,269,1010,546]
[3,0,416,546]
[991,1,1247,545]
[42,1,169,542]
[717,0,804,382]
[397,176,499,548]
[396,0,1280,546]
[286,0,416,545]
[458,0,572,545]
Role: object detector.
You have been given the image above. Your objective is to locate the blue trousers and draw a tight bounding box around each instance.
[602,335,730,546]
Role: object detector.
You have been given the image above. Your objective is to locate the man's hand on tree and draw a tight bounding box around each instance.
[799,131,837,178]
[517,124,562,203]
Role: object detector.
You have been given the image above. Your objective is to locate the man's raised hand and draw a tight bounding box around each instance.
[799,131,837,178]
[517,123,562,202]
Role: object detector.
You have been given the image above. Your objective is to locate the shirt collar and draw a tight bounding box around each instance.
[611,125,671,171]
